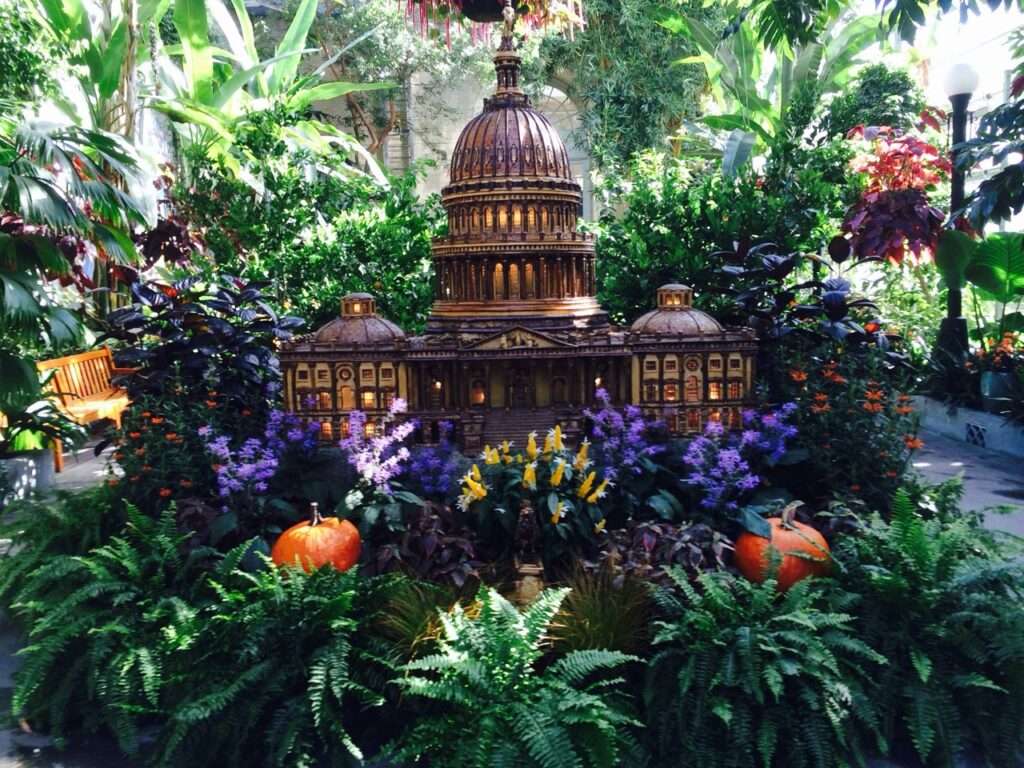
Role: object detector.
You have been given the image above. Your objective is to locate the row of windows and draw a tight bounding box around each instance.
[303,389,396,411]
[643,356,744,374]
[296,367,395,384]
[643,380,744,402]
[449,204,576,235]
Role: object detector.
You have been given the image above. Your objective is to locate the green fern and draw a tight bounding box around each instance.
[8,506,208,752]
[388,586,640,768]
[645,568,886,768]
[833,486,1024,766]
[153,550,381,768]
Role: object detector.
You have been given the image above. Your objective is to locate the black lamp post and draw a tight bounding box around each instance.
[937,61,979,358]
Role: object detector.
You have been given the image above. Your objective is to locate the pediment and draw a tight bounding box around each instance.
[464,326,574,351]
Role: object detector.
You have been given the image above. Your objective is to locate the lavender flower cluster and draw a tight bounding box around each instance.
[339,398,416,496]
[682,404,798,513]
[583,388,666,482]
[199,409,319,505]
[403,421,462,499]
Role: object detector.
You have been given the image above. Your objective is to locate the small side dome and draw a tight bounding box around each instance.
[630,284,724,336]
[313,293,406,345]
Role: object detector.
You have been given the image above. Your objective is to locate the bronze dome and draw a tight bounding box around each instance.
[312,294,405,346]
[449,106,574,185]
[630,284,724,336]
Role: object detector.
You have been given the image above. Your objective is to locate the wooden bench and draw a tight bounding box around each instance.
[36,347,132,472]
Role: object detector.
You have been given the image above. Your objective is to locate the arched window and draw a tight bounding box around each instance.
[484,207,494,229]
[493,264,505,299]
[471,208,480,231]
[540,207,549,229]
[644,383,659,402]
[527,207,537,230]
[524,263,536,298]
[508,263,520,299]
[498,206,508,229]
[471,380,487,405]
[317,391,332,410]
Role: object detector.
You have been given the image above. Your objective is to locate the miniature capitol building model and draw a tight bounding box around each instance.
[280,15,756,448]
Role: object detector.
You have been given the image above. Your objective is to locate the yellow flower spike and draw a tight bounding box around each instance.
[550,500,565,525]
[485,447,500,465]
[586,479,610,504]
[516,454,523,464]
[522,462,537,490]
[577,471,597,498]
[501,439,511,455]
[594,518,607,534]
[466,477,487,500]
[526,432,538,460]
[573,439,590,471]
[542,432,554,455]
[552,425,564,451]
[471,464,481,481]
[550,459,566,487]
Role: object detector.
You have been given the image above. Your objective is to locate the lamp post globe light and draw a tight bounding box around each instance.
[937,61,979,358]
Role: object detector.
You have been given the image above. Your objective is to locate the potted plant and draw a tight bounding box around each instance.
[0,396,86,504]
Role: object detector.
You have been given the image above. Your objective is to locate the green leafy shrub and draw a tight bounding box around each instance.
[645,569,885,768]
[0,0,63,101]
[175,118,443,332]
[155,551,379,768]
[389,587,640,768]
[9,507,212,751]
[833,491,1024,765]
[820,64,925,138]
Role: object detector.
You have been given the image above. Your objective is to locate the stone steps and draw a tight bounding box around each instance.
[482,408,561,449]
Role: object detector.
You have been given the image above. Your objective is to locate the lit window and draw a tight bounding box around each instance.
[363,420,376,437]
[320,422,333,439]
[687,410,701,431]
[361,368,374,381]
[728,381,743,399]
[318,392,332,410]
[340,420,351,438]
[685,377,700,402]
[664,383,678,402]
[709,381,723,401]
[645,360,658,372]
[708,409,721,422]
[383,390,395,409]
[471,381,487,405]
[361,391,377,409]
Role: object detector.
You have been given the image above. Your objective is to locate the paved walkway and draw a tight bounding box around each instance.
[0,430,1020,766]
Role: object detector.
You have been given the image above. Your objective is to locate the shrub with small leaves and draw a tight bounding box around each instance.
[645,569,886,768]
[388,587,640,768]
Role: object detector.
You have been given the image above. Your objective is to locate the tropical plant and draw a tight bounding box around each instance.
[661,12,876,171]
[819,63,925,138]
[153,0,388,182]
[551,568,652,655]
[388,586,640,768]
[101,275,302,411]
[531,0,723,167]
[964,232,1024,341]
[645,568,886,768]
[586,519,730,582]
[154,547,379,768]
[833,490,1024,765]
[1,117,146,402]
[0,0,63,101]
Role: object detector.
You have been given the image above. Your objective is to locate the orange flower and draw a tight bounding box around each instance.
[904,435,924,450]
[107,478,119,487]
[885,470,899,478]
[813,392,829,403]
[141,411,152,418]
[241,408,253,417]
[206,400,218,408]
[128,431,142,440]
[789,369,808,383]
[159,488,173,498]
[151,416,165,425]
[864,321,881,334]
[895,405,914,415]
[863,402,884,413]
[810,404,831,414]
[897,393,913,403]
[114,451,125,461]
[165,432,179,442]
[864,389,885,401]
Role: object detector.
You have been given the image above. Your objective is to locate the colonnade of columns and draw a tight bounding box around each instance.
[435,255,597,302]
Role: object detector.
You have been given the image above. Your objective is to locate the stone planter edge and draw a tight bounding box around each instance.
[912,396,1024,459]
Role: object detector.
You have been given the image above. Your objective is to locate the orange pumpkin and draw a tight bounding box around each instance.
[271,504,361,573]
[734,503,831,591]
